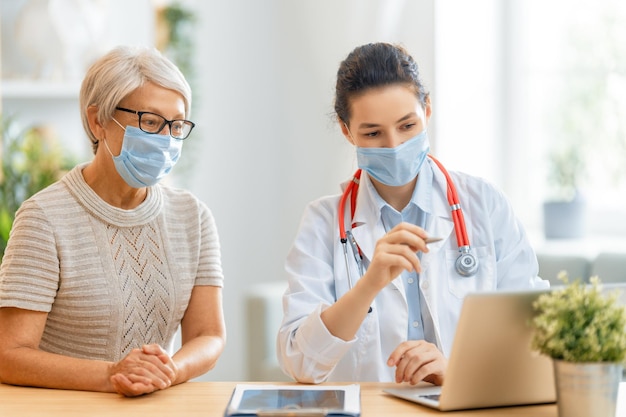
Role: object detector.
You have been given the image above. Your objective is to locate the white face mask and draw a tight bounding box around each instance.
[355,129,430,186]
[103,120,183,188]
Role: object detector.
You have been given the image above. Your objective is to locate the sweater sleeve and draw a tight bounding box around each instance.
[194,201,224,287]
[0,198,60,311]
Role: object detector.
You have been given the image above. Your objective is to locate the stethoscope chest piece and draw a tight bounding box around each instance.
[455,247,479,277]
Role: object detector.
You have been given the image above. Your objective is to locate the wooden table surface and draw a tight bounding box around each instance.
[1,381,624,417]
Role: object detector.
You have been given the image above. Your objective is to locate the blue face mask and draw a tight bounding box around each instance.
[103,122,183,188]
[356,130,430,186]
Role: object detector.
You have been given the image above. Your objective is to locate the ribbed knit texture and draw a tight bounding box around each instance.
[0,163,223,361]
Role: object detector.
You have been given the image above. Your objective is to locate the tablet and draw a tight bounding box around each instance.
[224,384,361,416]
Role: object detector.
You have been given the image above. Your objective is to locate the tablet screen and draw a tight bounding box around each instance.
[239,389,345,410]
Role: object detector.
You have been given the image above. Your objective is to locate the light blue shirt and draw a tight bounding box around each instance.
[366,163,437,343]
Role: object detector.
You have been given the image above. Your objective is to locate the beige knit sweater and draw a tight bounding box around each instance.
[0,163,223,361]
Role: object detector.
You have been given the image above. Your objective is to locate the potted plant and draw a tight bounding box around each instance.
[1,116,75,260]
[531,271,626,417]
[542,143,587,239]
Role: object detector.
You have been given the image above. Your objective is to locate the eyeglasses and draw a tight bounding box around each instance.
[115,107,195,140]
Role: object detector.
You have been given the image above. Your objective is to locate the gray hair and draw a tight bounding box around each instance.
[79,45,192,154]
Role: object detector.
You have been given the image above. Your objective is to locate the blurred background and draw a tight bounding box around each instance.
[1,0,625,382]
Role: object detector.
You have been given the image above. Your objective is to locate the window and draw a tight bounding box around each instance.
[435,0,626,237]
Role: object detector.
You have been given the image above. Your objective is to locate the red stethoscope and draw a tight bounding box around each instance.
[338,154,479,289]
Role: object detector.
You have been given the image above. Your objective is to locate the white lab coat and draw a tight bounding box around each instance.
[277,159,548,383]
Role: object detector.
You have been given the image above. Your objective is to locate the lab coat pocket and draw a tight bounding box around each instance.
[445,246,495,299]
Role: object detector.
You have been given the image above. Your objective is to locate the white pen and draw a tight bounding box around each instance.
[424,236,443,244]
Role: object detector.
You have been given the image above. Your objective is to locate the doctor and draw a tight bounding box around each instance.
[277,42,548,386]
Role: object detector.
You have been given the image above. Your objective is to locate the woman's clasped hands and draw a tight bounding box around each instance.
[109,344,178,397]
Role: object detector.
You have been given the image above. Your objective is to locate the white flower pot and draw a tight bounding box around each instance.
[553,360,622,417]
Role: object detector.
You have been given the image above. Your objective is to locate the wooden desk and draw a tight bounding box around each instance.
[0,381,624,417]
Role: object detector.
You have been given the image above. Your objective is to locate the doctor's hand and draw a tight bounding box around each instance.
[388,340,447,386]
[109,344,178,397]
[364,222,430,292]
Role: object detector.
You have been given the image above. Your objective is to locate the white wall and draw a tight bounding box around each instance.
[185,0,435,381]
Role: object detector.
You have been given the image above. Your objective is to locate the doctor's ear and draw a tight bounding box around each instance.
[340,120,356,145]
[424,96,433,123]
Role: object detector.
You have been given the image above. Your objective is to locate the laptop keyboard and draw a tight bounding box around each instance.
[421,394,441,402]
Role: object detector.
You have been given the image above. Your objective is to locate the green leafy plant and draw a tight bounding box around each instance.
[156,2,196,83]
[531,272,626,363]
[0,116,76,260]
[546,145,586,202]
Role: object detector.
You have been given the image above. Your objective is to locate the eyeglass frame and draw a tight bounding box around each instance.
[115,106,196,140]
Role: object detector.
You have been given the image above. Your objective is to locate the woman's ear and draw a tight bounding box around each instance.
[86,106,105,140]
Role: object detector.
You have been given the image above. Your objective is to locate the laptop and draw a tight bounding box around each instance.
[384,289,556,411]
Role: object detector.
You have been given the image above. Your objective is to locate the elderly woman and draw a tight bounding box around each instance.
[0,46,225,397]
